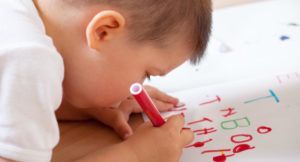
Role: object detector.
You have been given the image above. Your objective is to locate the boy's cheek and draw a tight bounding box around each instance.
[110,101,122,108]
[98,91,131,108]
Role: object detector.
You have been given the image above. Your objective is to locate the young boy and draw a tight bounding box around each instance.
[0,0,212,161]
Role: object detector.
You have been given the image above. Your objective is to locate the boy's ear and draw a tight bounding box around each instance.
[86,10,125,50]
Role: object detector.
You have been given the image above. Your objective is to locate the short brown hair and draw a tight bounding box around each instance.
[65,0,212,64]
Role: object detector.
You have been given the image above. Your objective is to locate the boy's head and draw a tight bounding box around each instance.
[35,0,212,108]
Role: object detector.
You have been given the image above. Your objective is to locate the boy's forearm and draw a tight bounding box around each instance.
[0,157,14,162]
[75,143,138,162]
[55,101,92,121]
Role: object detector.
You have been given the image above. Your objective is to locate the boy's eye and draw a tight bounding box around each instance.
[146,73,151,81]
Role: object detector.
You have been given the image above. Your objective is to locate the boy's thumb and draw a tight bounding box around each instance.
[112,117,133,140]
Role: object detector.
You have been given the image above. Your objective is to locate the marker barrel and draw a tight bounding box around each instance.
[130,83,165,127]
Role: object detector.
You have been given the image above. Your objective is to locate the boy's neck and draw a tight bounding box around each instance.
[33,0,68,54]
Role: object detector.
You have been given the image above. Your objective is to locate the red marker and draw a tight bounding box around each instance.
[130,83,165,127]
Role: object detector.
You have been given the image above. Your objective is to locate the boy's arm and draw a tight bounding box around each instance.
[0,144,135,162]
[0,157,14,162]
[0,45,64,162]
[56,85,179,139]
[56,85,178,121]
[55,99,92,121]
[76,115,194,162]
[75,143,138,162]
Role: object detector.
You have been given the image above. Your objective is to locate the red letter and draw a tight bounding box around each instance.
[220,107,237,118]
[187,117,213,125]
[257,126,272,134]
[194,127,217,135]
[233,144,255,153]
[231,134,253,143]
[185,139,213,148]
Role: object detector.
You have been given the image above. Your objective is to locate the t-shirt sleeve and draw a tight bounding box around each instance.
[0,43,64,162]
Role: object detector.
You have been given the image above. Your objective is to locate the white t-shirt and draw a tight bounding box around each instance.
[0,0,64,161]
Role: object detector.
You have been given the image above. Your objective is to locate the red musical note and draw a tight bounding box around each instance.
[185,139,213,148]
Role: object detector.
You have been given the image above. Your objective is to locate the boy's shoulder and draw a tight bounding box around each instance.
[0,2,65,161]
[0,0,64,78]
[0,0,57,54]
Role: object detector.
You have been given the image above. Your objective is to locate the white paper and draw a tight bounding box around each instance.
[145,0,300,93]
[143,72,300,162]
[142,1,300,160]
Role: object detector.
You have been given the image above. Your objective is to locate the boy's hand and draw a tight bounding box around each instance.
[134,85,179,111]
[76,115,194,162]
[88,85,179,139]
[123,114,194,162]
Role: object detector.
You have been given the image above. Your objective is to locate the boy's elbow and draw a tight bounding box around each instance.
[0,157,15,162]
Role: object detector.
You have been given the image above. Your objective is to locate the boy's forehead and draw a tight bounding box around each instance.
[150,47,191,75]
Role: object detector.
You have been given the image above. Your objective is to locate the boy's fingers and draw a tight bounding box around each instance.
[153,100,174,112]
[144,85,179,105]
[180,129,195,147]
[91,108,133,139]
[119,99,141,113]
[140,121,154,128]
[106,109,133,139]
[164,114,185,132]
[112,117,133,140]
[120,96,176,113]
[153,91,179,105]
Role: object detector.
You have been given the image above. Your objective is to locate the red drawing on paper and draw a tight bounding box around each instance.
[194,127,217,135]
[213,153,235,162]
[213,154,227,162]
[220,107,237,118]
[185,139,213,148]
[209,144,255,161]
[231,134,253,144]
[199,95,221,106]
[233,144,255,153]
[276,72,300,84]
[187,117,213,125]
[257,126,272,134]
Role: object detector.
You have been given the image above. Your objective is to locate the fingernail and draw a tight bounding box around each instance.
[168,104,175,109]
[180,112,185,117]
[175,102,185,108]
[167,108,174,111]
[181,127,191,133]
[182,127,191,130]
[123,133,131,140]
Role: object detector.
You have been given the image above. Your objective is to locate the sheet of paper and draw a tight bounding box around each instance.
[143,72,300,162]
[142,0,300,161]
[145,0,300,93]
